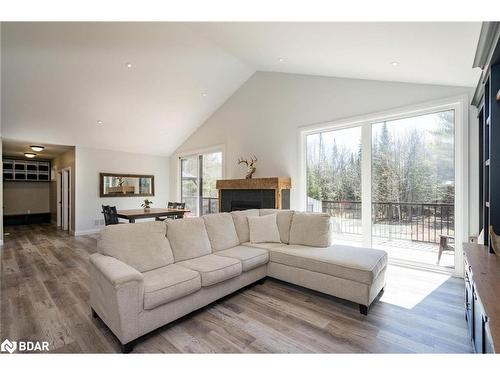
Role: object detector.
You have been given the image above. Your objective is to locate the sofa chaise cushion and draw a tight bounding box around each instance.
[166,218,212,262]
[216,245,269,272]
[269,244,387,285]
[231,209,260,243]
[177,254,242,286]
[98,221,174,272]
[142,264,202,310]
[259,209,294,244]
[289,212,332,247]
[203,213,241,251]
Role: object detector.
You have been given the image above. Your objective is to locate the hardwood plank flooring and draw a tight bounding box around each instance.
[0,224,473,353]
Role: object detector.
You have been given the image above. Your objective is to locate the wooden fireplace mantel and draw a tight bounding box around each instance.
[216,177,291,190]
[216,177,292,211]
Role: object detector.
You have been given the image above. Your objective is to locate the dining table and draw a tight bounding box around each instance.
[116,208,190,223]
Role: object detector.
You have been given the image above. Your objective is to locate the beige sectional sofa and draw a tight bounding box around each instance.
[89,209,387,352]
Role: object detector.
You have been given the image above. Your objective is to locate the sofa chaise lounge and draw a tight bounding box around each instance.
[89,209,387,352]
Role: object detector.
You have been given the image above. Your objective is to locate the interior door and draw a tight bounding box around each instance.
[62,169,69,231]
[56,171,62,227]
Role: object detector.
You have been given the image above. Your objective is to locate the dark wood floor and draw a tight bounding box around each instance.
[0,224,473,353]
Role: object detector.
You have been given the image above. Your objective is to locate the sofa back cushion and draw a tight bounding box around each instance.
[98,221,174,272]
[202,213,241,251]
[248,214,281,243]
[289,212,332,247]
[166,217,212,262]
[259,209,294,244]
[231,209,260,243]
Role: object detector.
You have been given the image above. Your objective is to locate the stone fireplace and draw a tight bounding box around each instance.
[216,177,291,212]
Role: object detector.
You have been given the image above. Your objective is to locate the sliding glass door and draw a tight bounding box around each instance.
[180,155,200,216]
[371,110,455,269]
[306,126,363,245]
[304,107,457,271]
[180,150,222,216]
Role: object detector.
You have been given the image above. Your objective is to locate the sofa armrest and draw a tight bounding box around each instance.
[89,253,143,287]
[89,253,144,344]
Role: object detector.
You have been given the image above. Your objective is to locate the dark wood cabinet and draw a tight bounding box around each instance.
[464,265,474,338]
[463,243,500,353]
[472,290,485,353]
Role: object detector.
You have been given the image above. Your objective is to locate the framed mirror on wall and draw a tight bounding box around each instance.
[100,173,154,197]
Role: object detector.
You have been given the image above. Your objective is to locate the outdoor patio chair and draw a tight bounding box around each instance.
[437,234,454,264]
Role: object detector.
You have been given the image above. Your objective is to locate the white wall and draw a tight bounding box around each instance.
[172,72,478,235]
[75,147,169,235]
[3,181,50,214]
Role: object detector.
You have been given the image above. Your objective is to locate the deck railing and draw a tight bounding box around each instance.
[320,200,454,244]
[182,196,219,216]
[202,197,219,215]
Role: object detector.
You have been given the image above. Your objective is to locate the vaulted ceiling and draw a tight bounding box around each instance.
[1,22,482,156]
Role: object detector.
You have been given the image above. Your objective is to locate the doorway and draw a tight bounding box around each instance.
[57,168,71,231]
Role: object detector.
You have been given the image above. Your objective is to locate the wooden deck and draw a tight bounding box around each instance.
[0,224,471,353]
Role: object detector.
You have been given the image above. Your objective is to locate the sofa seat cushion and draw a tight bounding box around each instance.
[269,244,388,285]
[203,213,240,251]
[216,245,269,272]
[142,264,201,310]
[177,254,242,286]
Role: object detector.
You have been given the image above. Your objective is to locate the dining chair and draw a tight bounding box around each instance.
[102,205,121,225]
[160,201,186,220]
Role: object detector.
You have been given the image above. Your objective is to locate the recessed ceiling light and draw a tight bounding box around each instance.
[391,61,399,66]
[24,152,36,158]
[278,58,286,63]
[126,62,133,68]
[97,120,103,125]
[201,92,208,97]
[30,145,44,152]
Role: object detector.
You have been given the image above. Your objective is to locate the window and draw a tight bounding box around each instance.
[302,98,466,273]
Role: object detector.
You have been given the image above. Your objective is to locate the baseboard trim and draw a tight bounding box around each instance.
[74,228,102,236]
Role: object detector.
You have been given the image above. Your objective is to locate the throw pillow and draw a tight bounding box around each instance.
[248,213,281,243]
